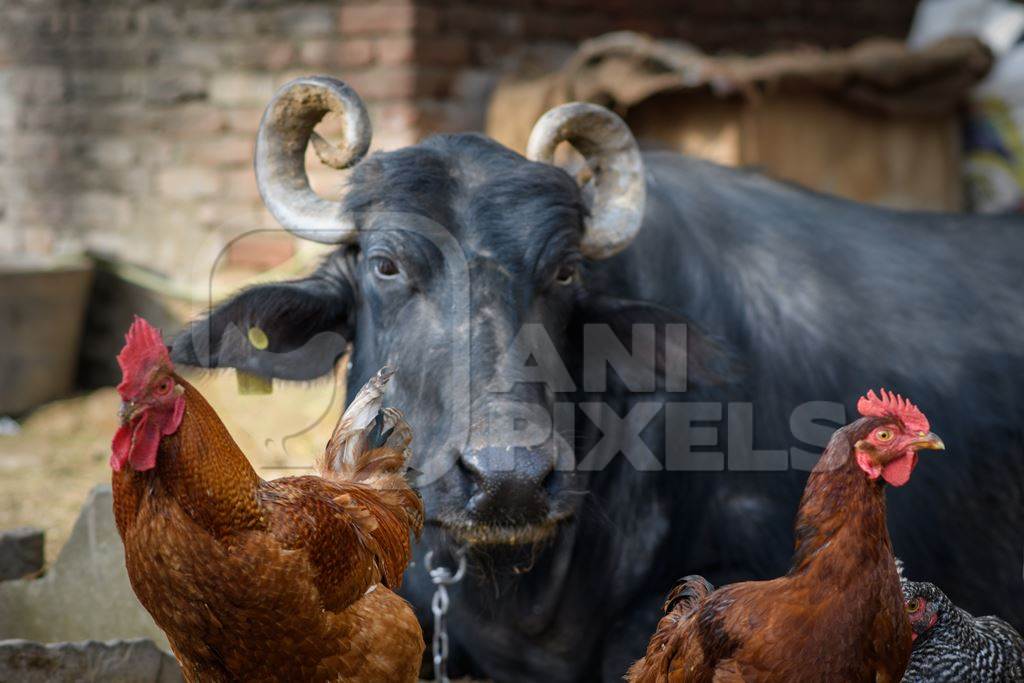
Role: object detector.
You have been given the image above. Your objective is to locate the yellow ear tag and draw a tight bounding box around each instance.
[248,326,269,350]
[236,371,272,395]
[236,326,273,395]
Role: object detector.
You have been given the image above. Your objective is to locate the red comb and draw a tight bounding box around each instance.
[116,316,172,399]
[857,389,929,433]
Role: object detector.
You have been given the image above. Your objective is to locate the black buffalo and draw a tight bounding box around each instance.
[172,77,1024,681]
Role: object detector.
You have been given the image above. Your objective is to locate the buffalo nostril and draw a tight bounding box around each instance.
[465,489,495,520]
[457,452,484,484]
[458,447,553,525]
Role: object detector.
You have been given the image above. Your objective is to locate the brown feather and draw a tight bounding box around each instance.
[628,419,913,683]
[112,369,425,682]
[317,368,424,586]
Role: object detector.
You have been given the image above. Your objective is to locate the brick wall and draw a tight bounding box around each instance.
[0,0,436,273]
[0,0,919,276]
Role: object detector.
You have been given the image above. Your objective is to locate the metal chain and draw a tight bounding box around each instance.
[424,547,467,683]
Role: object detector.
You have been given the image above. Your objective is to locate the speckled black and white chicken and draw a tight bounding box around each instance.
[900,575,1024,683]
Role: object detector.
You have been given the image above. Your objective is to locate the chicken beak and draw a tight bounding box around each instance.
[910,432,945,452]
[119,401,141,427]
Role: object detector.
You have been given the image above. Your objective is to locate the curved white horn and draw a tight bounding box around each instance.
[255,76,371,244]
[527,102,645,260]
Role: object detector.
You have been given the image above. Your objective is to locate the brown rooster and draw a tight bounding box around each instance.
[628,389,946,683]
[110,317,424,682]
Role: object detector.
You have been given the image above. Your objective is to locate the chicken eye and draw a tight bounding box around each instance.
[907,597,923,613]
[875,429,894,441]
[373,257,400,279]
[155,378,173,396]
[554,263,578,285]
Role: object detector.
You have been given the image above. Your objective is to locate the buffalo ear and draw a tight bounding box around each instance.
[171,266,356,381]
[572,295,742,392]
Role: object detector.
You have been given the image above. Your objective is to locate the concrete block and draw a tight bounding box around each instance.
[0,639,181,683]
[0,528,44,581]
[0,485,169,650]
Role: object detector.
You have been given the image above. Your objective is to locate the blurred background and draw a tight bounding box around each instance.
[0,0,1022,675]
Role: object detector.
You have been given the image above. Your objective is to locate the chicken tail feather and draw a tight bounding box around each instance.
[320,368,424,573]
[664,575,715,615]
[321,368,415,479]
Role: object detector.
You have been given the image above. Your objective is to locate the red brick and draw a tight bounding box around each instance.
[276,4,338,38]
[416,37,471,66]
[185,136,255,168]
[197,201,265,231]
[210,71,275,106]
[375,36,470,67]
[339,3,417,35]
[225,41,297,70]
[338,3,437,36]
[346,66,418,101]
[298,40,331,66]
[153,105,227,134]
[442,6,498,34]
[372,102,421,130]
[226,230,295,270]
[521,13,571,39]
[224,107,265,134]
[301,39,375,68]
[416,68,455,98]
[472,36,523,65]
[337,39,376,67]
[375,36,416,65]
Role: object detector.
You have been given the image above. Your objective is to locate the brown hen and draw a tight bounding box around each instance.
[110,317,424,682]
[628,389,946,683]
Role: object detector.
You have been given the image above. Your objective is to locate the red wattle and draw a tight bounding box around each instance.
[111,424,133,471]
[110,399,184,473]
[882,451,918,487]
[129,412,162,472]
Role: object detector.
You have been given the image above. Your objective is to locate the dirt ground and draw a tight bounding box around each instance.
[0,368,345,564]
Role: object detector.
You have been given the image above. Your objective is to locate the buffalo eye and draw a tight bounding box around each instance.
[554,262,578,285]
[372,256,400,279]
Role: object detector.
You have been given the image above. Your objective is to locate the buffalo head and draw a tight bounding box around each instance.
[172,77,706,547]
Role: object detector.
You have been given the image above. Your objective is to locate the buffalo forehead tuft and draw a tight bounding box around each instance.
[344,133,586,262]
